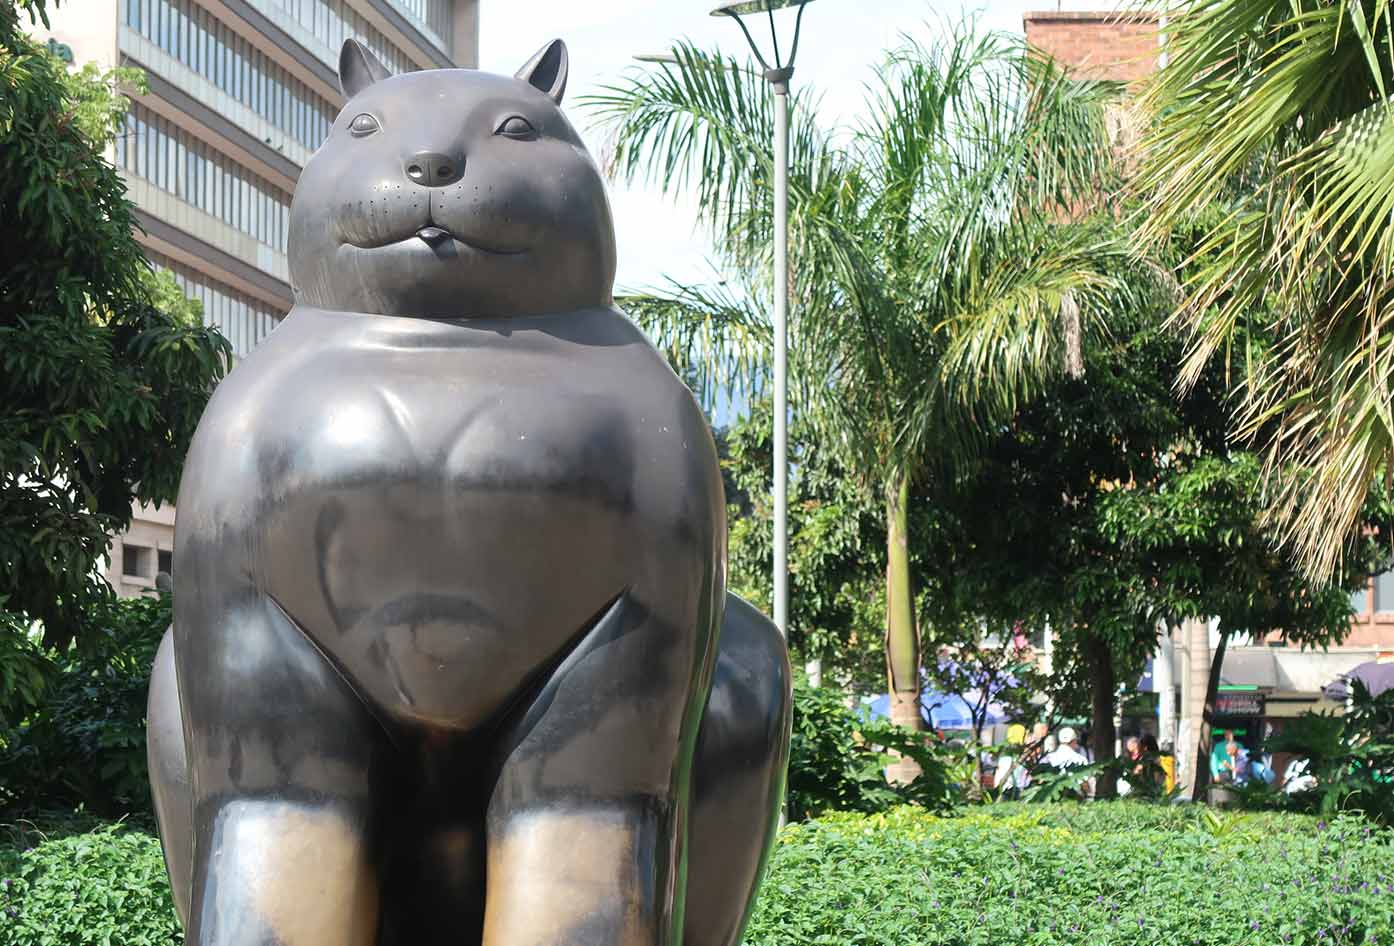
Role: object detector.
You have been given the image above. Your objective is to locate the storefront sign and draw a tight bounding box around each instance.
[1216,691,1265,716]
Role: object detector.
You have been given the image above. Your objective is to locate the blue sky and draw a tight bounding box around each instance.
[480,0,1056,292]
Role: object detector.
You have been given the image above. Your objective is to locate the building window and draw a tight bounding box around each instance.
[145,251,284,358]
[158,549,174,576]
[258,0,423,71]
[1375,568,1394,614]
[122,0,339,151]
[119,104,292,254]
[1352,584,1371,616]
[388,0,453,55]
[123,544,151,578]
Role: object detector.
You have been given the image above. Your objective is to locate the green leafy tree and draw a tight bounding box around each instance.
[720,400,886,691]
[1098,453,1391,799]
[1,0,230,649]
[588,25,1129,750]
[922,628,1045,758]
[918,287,1386,796]
[1136,0,1394,582]
[0,607,49,733]
[786,676,969,820]
[0,592,170,815]
[785,677,906,820]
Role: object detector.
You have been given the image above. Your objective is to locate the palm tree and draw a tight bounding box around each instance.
[586,23,1128,756]
[1136,0,1394,582]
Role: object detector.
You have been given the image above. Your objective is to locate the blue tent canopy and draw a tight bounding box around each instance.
[866,690,1009,730]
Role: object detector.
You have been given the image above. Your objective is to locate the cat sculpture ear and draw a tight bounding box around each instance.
[515,39,568,105]
[339,39,391,99]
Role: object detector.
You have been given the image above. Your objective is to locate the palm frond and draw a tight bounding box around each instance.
[618,277,771,414]
[934,228,1126,418]
[1137,0,1394,579]
[584,42,841,266]
[590,20,1130,485]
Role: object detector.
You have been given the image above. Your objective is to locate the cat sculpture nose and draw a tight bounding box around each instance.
[405,152,464,187]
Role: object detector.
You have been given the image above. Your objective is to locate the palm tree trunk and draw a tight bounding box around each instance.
[1183,616,1210,797]
[884,472,923,784]
[1190,625,1231,802]
[1061,289,1084,379]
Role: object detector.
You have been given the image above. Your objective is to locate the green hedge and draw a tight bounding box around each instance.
[0,818,177,946]
[746,803,1394,946]
[4,804,1393,945]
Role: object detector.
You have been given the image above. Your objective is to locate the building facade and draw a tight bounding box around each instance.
[1024,7,1394,783]
[1023,8,1159,84]
[29,0,479,595]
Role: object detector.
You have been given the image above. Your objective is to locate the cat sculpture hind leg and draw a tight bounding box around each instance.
[147,594,790,946]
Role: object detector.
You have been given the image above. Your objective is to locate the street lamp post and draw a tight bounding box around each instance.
[711,0,814,659]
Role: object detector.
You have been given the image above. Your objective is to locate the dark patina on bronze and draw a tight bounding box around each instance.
[146,37,792,946]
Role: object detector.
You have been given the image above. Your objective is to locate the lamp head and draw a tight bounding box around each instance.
[710,0,813,15]
[708,0,814,86]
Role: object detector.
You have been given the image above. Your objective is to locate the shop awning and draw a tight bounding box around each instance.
[1322,657,1394,701]
[1220,646,1381,695]
[1220,649,1280,689]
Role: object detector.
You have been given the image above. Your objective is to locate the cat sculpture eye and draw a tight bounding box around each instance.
[496,116,537,140]
[349,113,380,137]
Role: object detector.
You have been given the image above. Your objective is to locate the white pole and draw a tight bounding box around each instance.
[1155,623,1176,751]
[774,87,791,821]
[772,82,790,640]
[1184,616,1211,797]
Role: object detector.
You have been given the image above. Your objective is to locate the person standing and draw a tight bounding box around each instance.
[1118,736,1142,796]
[993,726,1031,796]
[1042,727,1090,769]
[1041,726,1092,798]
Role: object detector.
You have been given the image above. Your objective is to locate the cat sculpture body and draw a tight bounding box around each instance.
[146,38,791,946]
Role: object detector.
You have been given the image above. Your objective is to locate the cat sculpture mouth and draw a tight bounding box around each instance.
[343,226,528,258]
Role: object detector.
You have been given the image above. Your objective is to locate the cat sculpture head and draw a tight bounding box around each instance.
[289,39,616,319]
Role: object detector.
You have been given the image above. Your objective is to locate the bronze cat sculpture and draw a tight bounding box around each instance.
[145,37,792,946]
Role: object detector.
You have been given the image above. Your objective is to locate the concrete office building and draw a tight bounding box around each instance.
[29,0,479,595]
